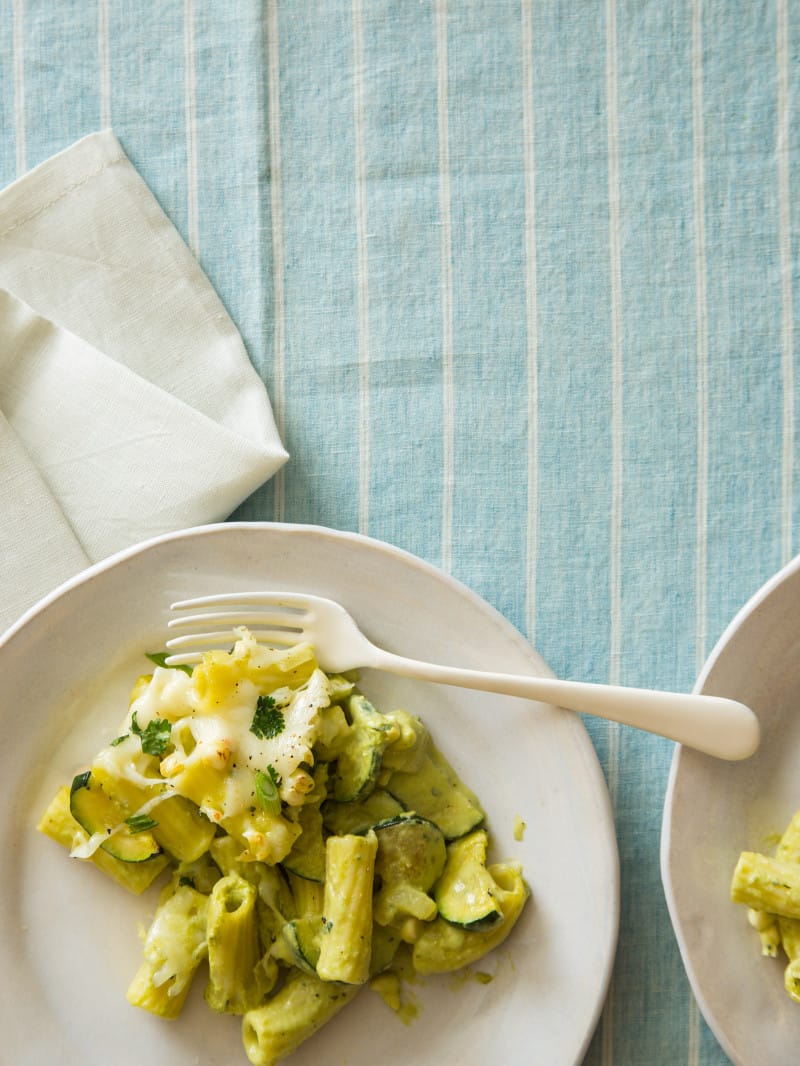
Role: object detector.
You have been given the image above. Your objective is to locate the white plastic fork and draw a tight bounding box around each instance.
[165,591,760,761]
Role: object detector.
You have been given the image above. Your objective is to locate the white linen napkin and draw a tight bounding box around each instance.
[0,131,287,633]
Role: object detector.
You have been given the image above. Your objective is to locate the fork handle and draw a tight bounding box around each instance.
[364,648,759,760]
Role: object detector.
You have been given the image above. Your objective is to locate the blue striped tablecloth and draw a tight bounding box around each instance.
[2,2,797,1063]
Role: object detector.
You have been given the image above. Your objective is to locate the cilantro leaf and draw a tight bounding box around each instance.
[254,766,282,814]
[250,695,285,740]
[125,812,159,834]
[130,711,172,757]
[145,651,193,676]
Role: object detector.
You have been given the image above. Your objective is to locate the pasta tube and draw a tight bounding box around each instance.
[192,640,317,711]
[730,852,800,918]
[745,812,800,950]
[205,874,264,1014]
[89,763,216,862]
[209,835,295,943]
[316,831,378,984]
[242,970,359,1066]
[127,884,209,1018]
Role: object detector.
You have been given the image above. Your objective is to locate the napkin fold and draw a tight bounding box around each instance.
[0,131,287,633]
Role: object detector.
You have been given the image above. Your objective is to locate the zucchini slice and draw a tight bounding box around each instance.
[37,784,169,894]
[373,814,446,892]
[413,862,530,974]
[69,771,161,863]
[385,744,484,840]
[282,802,326,883]
[372,814,446,927]
[321,789,405,836]
[275,917,323,975]
[434,829,503,929]
[331,695,394,802]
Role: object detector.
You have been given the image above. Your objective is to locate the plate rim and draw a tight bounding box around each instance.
[2,520,620,1064]
[0,521,550,658]
[660,552,800,1064]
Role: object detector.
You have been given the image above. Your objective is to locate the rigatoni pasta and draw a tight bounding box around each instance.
[316,831,378,984]
[205,875,264,1013]
[126,882,210,1018]
[732,808,800,1003]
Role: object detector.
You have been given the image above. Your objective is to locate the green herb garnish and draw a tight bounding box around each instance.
[254,765,282,814]
[145,651,193,676]
[125,812,159,834]
[110,734,129,747]
[130,711,172,757]
[250,695,285,740]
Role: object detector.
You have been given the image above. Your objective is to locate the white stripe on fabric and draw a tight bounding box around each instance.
[12,0,25,176]
[97,0,111,129]
[521,0,538,645]
[266,0,286,522]
[183,0,200,257]
[777,0,794,565]
[602,2,622,1062]
[687,994,700,1066]
[352,0,370,536]
[692,0,708,681]
[689,0,708,1059]
[436,0,454,574]
[607,0,623,695]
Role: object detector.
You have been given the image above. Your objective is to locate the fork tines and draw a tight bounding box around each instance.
[165,593,311,665]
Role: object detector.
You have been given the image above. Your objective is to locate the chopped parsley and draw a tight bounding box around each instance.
[254,765,282,815]
[250,695,285,740]
[145,651,193,676]
[125,812,159,834]
[110,734,129,747]
[130,711,172,757]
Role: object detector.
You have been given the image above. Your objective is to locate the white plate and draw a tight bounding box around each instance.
[0,522,618,1066]
[662,555,800,1065]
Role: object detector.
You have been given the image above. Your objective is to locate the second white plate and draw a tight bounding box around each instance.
[662,555,800,1064]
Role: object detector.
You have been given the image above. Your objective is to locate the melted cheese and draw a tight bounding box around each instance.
[95,636,329,823]
[130,667,196,723]
[143,885,208,995]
